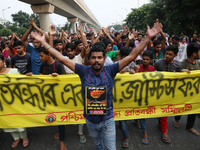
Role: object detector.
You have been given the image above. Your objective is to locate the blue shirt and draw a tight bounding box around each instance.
[26,44,42,75]
[75,63,119,123]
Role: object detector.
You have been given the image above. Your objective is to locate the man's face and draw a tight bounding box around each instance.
[153,44,162,52]
[172,39,178,45]
[66,48,76,59]
[39,52,49,63]
[87,36,92,40]
[142,56,151,66]
[122,38,127,44]
[33,39,41,49]
[106,44,112,52]
[165,50,176,62]
[54,43,63,52]
[195,50,200,59]
[14,45,24,55]
[89,52,105,72]
[193,34,197,39]
[138,35,143,41]
[77,43,84,51]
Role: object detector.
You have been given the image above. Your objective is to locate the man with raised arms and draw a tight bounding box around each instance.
[31,21,163,150]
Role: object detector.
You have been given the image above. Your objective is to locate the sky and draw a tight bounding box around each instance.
[0,0,150,27]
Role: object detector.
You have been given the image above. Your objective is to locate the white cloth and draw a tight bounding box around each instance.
[63,54,83,74]
[174,42,187,62]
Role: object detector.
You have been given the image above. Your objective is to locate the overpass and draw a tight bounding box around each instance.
[19,0,101,32]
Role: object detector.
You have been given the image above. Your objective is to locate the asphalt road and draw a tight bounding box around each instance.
[0,115,200,150]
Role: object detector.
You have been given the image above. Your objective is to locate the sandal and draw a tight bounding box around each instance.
[188,128,200,136]
[141,137,148,144]
[161,134,170,143]
[173,120,180,128]
[79,134,86,144]
[11,139,21,148]
[22,137,29,148]
[122,139,129,148]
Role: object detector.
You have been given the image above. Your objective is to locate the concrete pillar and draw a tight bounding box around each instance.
[81,22,87,32]
[31,4,55,32]
[67,17,78,33]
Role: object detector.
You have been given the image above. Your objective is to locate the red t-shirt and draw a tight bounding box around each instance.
[139,64,155,73]
[12,48,26,55]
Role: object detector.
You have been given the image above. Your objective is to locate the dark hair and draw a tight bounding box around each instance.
[187,43,200,57]
[121,35,128,39]
[120,47,132,57]
[180,36,186,42]
[1,42,6,49]
[93,41,105,49]
[13,40,23,47]
[182,31,186,35]
[0,55,4,61]
[153,40,161,47]
[53,39,62,45]
[88,45,105,59]
[129,40,135,48]
[142,50,153,59]
[74,40,83,47]
[102,38,111,49]
[114,32,119,37]
[38,47,49,55]
[172,35,179,41]
[166,45,179,54]
[157,36,163,42]
[65,43,76,51]
[138,33,143,37]
[86,33,92,37]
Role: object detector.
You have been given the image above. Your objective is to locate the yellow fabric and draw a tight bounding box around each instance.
[0,71,200,128]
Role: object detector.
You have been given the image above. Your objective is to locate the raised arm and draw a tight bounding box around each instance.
[48,25,57,47]
[21,24,33,48]
[125,32,135,47]
[77,21,88,48]
[102,27,114,44]
[31,32,75,72]
[119,21,163,71]
[31,19,50,42]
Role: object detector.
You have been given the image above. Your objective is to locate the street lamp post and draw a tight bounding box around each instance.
[2,7,10,20]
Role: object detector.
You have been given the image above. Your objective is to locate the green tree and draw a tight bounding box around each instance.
[11,10,40,29]
[0,28,12,36]
[110,24,123,31]
[125,0,200,36]
[61,22,72,32]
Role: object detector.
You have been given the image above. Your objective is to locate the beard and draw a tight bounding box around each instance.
[92,62,102,72]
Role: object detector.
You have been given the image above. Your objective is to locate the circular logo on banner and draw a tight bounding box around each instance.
[45,114,56,124]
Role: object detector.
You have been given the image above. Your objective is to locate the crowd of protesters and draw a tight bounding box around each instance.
[0,18,200,150]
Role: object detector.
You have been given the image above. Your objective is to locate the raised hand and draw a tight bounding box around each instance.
[29,19,36,28]
[147,20,163,38]
[31,31,46,43]
[49,25,57,36]
[128,32,135,40]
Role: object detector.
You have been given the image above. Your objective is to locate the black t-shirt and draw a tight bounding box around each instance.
[39,60,66,75]
[11,53,32,74]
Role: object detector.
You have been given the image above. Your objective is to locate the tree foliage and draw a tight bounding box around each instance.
[110,24,123,31]
[125,0,200,36]
[0,11,40,37]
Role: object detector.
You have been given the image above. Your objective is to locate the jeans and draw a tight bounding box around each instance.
[120,121,129,139]
[139,119,147,132]
[86,117,116,150]
[58,125,65,141]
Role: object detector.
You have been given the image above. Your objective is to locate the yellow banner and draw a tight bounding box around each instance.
[0,71,200,128]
